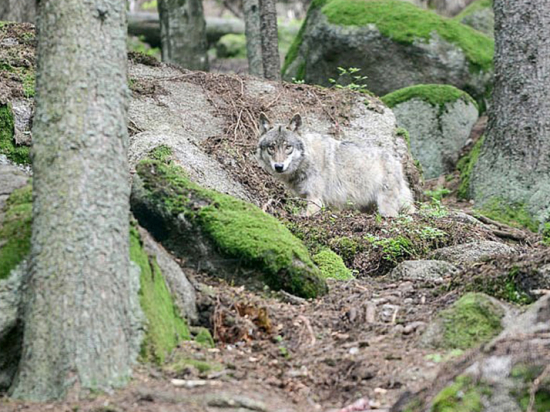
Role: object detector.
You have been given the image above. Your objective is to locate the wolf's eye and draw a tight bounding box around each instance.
[285,145,294,153]
[267,146,275,154]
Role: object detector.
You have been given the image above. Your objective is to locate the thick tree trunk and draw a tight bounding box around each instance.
[471,0,550,227]
[243,0,263,77]
[0,0,37,23]
[9,0,142,401]
[259,0,280,81]
[157,0,209,71]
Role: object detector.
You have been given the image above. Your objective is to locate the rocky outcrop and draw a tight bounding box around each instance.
[383,84,479,178]
[282,0,494,102]
[429,241,516,265]
[394,295,550,412]
[390,260,459,283]
[454,0,494,38]
[130,148,328,299]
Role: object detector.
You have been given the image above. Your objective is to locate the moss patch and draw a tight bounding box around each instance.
[381,84,478,112]
[312,248,353,280]
[135,146,327,299]
[282,16,309,75]
[216,34,247,59]
[476,199,539,233]
[456,135,484,199]
[315,0,493,73]
[0,184,32,280]
[193,327,215,348]
[511,364,550,412]
[0,104,30,164]
[432,375,486,412]
[439,293,504,350]
[165,355,223,375]
[130,226,190,364]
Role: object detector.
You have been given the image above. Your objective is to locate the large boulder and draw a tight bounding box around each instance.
[382,84,479,179]
[282,0,494,103]
[453,0,494,38]
[130,148,329,299]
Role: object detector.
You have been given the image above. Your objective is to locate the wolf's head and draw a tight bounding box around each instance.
[257,113,304,175]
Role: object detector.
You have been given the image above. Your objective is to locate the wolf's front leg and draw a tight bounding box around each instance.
[305,198,324,216]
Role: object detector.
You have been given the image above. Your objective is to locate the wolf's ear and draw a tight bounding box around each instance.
[287,114,302,132]
[259,112,272,135]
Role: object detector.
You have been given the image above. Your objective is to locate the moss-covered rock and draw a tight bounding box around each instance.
[431,375,486,412]
[131,147,328,299]
[130,225,191,364]
[382,85,479,179]
[216,34,247,58]
[312,248,354,280]
[283,0,493,102]
[0,185,32,281]
[0,104,30,165]
[453,0,494,38]
[456,135,484,199]
[422,292,505,350]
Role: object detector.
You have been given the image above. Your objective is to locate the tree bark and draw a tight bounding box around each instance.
[157,0,209,71]
[243,0,264,77]
[0,0,37,23]
[259,0,280,80]
[471,0,550,227]
[10,0,142,401]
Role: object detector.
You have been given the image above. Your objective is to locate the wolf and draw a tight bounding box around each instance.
[256,113,415,217]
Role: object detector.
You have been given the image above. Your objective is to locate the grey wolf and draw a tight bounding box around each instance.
[256,113,415,217]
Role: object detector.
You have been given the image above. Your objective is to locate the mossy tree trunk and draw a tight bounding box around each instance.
[243,0,263,77]
[157,0,209,71]
[259,0,280,80]
[9,0,142,401]
[471,0,550,227]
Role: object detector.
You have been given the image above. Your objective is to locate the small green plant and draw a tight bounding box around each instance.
[419,198,449,218]
[365,234,414,264]
[142,0,157,10]
[424,187,451,201]
[328,67,369,93]
[542,223,550,246]
[292,77,305,84]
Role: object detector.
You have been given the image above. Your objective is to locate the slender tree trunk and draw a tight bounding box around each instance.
[259,0,280,81]
[157,0,209,71]
[243,0,264,77]
[10,0,142,401]
[471,0,550,227]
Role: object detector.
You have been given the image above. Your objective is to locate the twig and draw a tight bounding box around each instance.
[527,364,550,412]
[298,315,316,347]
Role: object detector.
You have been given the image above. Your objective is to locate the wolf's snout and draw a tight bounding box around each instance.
[274,163,284,173]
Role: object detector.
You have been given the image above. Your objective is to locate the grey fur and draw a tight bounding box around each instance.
[257,114,415,217]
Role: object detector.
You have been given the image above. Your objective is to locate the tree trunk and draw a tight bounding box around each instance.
[157,0,209,71]
[0,0,37,23]
[243,0,263,77]
[9,0,142,401]
[471,0,550,227]
[259,0,280,81]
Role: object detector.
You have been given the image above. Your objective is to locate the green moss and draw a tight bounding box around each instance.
[439,293,504,350]
[0,104,30,164]
[282,16,308,75]
[22,72,35,98]
[461,265,533,305]
[396,127,411,149]
[382,84,478,112]
[542,223,550,246]
[329,237,363,264]
[166,356,223,375]
[453,0,492,21]
[432,375,485,412]
[130,226,191,364]
[456,135,484,199]
[136,150,327,299]
[312,248,354,280]
[0,185,32,280]
[193,327,215,348]
[318,0,493,73]
[477,199,539,233]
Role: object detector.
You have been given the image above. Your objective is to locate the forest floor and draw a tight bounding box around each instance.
[1,190,541,412]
